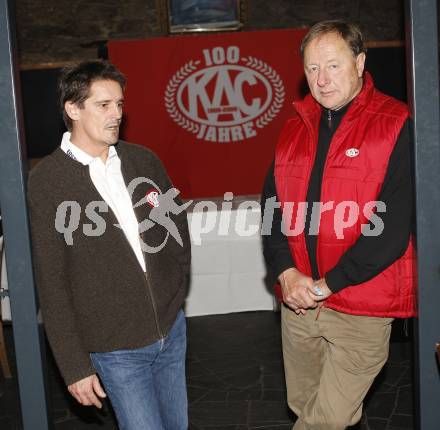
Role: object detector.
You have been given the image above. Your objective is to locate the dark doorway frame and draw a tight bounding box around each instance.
[405,0,440,429]
[0,0,51,429]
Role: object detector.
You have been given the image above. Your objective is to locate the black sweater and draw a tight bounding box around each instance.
[261,108,412,293]
[28,141,191,385]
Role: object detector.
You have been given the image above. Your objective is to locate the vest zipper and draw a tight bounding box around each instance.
[316,107,347,306]
[297,115,318,279]
[144,272,164,340]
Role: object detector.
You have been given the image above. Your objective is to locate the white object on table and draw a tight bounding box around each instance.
[184,202,275,317]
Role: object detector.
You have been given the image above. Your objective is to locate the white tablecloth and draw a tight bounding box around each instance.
[184,204,275,316]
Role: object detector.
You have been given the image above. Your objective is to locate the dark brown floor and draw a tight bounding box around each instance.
[0,311,414,429]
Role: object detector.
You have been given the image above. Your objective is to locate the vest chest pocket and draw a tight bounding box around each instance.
[276,162,308,179]
[325,165,385,183]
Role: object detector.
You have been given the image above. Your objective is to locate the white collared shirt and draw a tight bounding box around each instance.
[60,132,146,272]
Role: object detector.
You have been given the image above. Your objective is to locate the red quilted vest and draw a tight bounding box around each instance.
[274,73,417,317]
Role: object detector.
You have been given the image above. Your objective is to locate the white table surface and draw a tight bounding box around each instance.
[184,203,275,316]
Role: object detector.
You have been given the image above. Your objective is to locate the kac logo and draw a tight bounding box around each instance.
[165,46,285,143]
[345,148,360,158]
[145,189,160,208]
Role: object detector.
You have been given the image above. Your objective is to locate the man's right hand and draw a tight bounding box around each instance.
[278,267,318,314]
[68,374,107,408]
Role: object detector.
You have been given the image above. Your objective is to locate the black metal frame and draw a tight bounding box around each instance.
[0,0,51,428]
[165,0,245,33]
[405,0,440,428]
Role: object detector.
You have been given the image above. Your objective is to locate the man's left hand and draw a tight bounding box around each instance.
[307,278,332,301]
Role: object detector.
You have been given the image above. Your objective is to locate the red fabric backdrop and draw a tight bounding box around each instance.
[109,29,307,198]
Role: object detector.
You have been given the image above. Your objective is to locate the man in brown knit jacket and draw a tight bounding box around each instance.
[28,60,191,430]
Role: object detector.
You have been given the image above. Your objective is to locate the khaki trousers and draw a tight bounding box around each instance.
[281,305,393,430]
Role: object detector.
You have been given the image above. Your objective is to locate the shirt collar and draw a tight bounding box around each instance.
[60,131,119,166]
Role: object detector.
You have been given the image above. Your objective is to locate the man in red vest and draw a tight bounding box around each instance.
[261,20,416,430]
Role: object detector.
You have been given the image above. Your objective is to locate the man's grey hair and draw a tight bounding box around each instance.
[300,20,365,58]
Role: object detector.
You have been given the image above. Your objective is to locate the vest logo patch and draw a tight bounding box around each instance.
[146,189,160,208]
[345,148,360,158]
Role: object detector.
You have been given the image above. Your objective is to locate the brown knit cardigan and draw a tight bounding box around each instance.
[28,141,191,385]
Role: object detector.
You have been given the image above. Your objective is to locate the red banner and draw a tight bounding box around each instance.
[109,29,307,198]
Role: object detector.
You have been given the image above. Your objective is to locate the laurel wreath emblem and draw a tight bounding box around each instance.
[164,57,285,134]
[242,56,285,128]
[164,60,201,134]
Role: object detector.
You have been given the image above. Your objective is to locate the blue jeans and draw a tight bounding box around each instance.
[90,310,188,430]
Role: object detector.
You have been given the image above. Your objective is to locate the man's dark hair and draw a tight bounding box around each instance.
[59,60,126,131]
[300,20,365,58]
